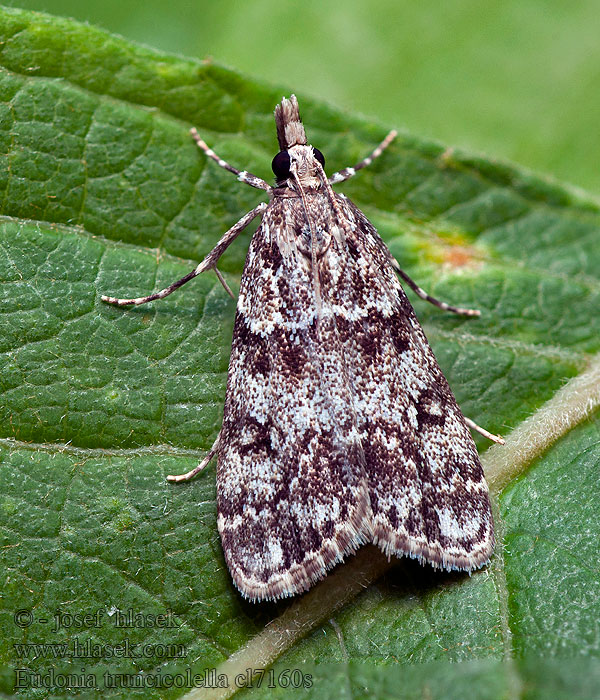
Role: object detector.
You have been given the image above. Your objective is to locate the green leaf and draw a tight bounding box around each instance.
[0,7,599,700]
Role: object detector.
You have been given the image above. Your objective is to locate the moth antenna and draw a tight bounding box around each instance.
[315,160,352,243]
[291,167,323,316]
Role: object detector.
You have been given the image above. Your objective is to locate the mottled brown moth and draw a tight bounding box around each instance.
[102,96,503,602]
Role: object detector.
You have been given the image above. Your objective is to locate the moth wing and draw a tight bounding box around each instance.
[218,193,493,601]
[217,207,371,601]
[333,196,494,572]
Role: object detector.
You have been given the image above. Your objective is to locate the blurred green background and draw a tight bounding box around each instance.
[8,0,600,193]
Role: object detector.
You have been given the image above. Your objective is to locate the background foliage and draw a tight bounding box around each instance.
[8,0,600,195]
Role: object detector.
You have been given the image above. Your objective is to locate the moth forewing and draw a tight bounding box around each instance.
[102,94,499,602]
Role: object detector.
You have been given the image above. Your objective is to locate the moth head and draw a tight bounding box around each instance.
[273,95,326,188]
[271,145,326,186]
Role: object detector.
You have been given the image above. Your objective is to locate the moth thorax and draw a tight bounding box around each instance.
[297,223,330,259]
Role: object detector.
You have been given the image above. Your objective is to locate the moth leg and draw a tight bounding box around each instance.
[101,202,267,306]
[329,129,397,184]
[213,267,235,300]
[166,431,221,483]
[190,128,272,193]
[464,417,505,445]
[391,259,481,317]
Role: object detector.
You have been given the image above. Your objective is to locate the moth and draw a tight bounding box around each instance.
[102,96,502,602]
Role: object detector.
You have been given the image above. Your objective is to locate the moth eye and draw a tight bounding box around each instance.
[313,148,325,168]
[272,151,291,180]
